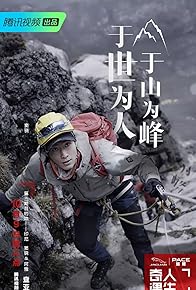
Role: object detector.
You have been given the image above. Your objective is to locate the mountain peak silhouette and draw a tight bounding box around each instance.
[133,19,169,55]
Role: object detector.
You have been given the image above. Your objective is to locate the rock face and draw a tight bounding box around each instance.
[0,34,182,172]
[71,54,182,172]
[0,152,76,290]
[0,199,54,290]
[0,36,73,171]
[0,152,53,290]
[0,34,184,289]
[25,39,70,72]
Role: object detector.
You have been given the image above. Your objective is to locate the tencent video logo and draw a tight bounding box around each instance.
[0,12,67,32]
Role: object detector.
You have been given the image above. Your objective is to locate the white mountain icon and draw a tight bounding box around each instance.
[133,19,169,54]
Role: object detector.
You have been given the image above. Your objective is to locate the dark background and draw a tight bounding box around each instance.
[1,0,196,141]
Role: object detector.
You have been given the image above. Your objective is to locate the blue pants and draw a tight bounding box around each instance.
[74,187,153,270]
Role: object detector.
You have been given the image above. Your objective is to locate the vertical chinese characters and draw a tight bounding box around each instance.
[108,21,166,148]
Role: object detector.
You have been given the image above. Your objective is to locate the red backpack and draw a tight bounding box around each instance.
[71,112,117,176]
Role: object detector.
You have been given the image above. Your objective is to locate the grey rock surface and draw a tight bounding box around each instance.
[26,40,70,72]
[0,197,53,290]
[0,33,185,289]
[72,54,182,171]
[0,35,182,172]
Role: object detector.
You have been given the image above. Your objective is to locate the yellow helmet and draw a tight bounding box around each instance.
[35,112,74,147]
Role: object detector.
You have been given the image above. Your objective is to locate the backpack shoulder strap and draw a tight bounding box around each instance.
[89,140,108,176]
[89,139,124,182]
[39,160,45,177]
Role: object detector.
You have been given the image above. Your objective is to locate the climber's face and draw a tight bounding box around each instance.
[48,141,77,171]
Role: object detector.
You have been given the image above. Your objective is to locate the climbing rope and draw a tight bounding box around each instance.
[100,185,196,228]
[162,214,173,254]
[165,192,196,205]
[100,198,162,226]
[100,185,196,256]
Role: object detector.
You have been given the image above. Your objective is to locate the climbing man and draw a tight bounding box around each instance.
[0,112,164,289]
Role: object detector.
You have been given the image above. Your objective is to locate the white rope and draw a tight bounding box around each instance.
[160,190,196,254]
[162,214,172,254]
[164,192,196,205]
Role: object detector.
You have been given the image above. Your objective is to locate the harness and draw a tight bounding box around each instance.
[96,184,182,234]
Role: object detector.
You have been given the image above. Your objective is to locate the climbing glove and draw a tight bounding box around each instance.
[144,178,165,200]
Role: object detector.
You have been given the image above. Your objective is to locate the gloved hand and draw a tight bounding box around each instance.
[144,178,165,200]
[0,191,12,212]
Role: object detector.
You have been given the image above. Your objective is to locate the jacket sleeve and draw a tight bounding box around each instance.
[94,139,161,182]
[5,152,45,201]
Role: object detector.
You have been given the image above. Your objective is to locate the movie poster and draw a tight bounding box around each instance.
[0,1,196,289]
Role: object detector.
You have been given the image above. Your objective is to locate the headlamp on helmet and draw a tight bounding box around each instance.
[35,112,74,147]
